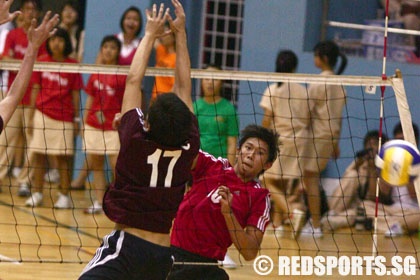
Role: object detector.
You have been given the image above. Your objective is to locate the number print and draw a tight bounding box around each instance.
[147,149,182,187]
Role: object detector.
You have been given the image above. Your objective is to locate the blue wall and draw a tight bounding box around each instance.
[82,0,420,178]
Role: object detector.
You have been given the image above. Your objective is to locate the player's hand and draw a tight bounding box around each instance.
[167,0,186,34]
[112,113,122,130]
[217,186,233,214]
[27,11,59,49]
[145,3,171,38]
[0,0,21,25]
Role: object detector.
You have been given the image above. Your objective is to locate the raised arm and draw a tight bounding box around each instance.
[0,11,59,127]
[0,0,21,25]
[121,3,170,115]
[167,0,192,112]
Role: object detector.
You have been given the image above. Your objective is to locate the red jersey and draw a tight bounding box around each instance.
[103,108,200,234]
[3,27,47,105]
[85,73,126,130]
[32,55,83,122]
[171,151,271,260]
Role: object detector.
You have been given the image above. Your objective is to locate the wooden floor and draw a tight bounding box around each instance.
[0,182,419,279]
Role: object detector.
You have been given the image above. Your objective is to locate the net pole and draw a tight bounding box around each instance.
[372,0,390,258]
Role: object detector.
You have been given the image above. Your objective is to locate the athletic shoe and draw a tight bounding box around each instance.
[84,200,103,214]
[274,225,285,238]
[44,169,60,183]
[18,183,31,197]
[385,222,404,238]
[54,193,72,209]
[218,254,237,269]
[12,167,22,178]
[290,209,306,238]
[300,221,323,238]
[25,192,43,207]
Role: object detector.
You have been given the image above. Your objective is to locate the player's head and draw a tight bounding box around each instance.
[393,122,419,144]
[100,35,121,65]
[236,125,278,177]
[147,93,192,147]
[120,6,143,37]
[313,40,347,75]
[46,28,73,58]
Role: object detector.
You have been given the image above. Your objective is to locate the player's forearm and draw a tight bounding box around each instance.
[173,30,192,111]
[222,212,260,261]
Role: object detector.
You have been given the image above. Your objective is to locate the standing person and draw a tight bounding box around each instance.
[25,28,83,208]
[259,50,309,235]
[59,0,84,62]
[301,40,347,237]
[0,8,59,131]
[0,0,47,196]
[79,2,200,279]
[82,35,125,214]
[115,6,142,65]
[151,23,176,100]
[169,124,278,280]
[194,64,239,166]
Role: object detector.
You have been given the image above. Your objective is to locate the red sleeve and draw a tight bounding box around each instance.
[70,73,83,91]
[84,75,96,96]
[31,70,41,85]
[247,187,271,232]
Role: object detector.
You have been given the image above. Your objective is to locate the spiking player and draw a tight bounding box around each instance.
[79,1,200,279]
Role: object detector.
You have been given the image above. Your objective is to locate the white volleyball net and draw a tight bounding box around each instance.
[0,61,418,277]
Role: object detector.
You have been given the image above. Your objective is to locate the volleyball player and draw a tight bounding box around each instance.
[0,10,59,133]
[79,1,199,279]
[169,124,278,280]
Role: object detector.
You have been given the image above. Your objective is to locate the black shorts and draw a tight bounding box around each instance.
[79,230,173,280]
[168,246,229,280]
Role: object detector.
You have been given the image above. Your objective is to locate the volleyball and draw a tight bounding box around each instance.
[375,140,420,187]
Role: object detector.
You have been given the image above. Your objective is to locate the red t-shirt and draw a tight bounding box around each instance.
[31,55,83,122]
[3,27,47,105]
[103,109,200,234]
[85,73,126,130]
[171,152,271,260]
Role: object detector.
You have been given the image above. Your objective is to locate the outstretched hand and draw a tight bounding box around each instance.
[145,3,171,38]
[27,11,60,49]
[0,0,21,25]
[167,0,186,34]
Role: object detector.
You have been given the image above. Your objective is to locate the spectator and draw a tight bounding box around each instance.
[59,0,85,62]
[259,50,309,235]
[194,64,239,166]
[25,28,83,209]
[115,6,142,65]
[82,35,125,214]
[301,40,347,237]
[0,0,46,197]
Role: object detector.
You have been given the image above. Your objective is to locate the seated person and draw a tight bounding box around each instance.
[321,130,388,230]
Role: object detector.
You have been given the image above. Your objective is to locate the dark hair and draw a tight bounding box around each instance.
[147,93,192,147]
[46,28,73,57]
[61,0,80,14]
[275,50,298,87]
[120,6,143,37]
[238,125,278,164]
[393,122,419,143]
[363,130,388,147]
[21,0,42,11]
[313,40,347,75]
[100,35,122,53]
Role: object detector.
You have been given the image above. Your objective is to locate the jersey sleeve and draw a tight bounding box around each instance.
[247,186,271,232]
[259,84,275,113]
[2,30,14,57]
[84,75,96,97]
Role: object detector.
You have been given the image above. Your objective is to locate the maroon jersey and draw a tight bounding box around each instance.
[103,108,200,233]
[171,151,271,260]
[0,116,3,134]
